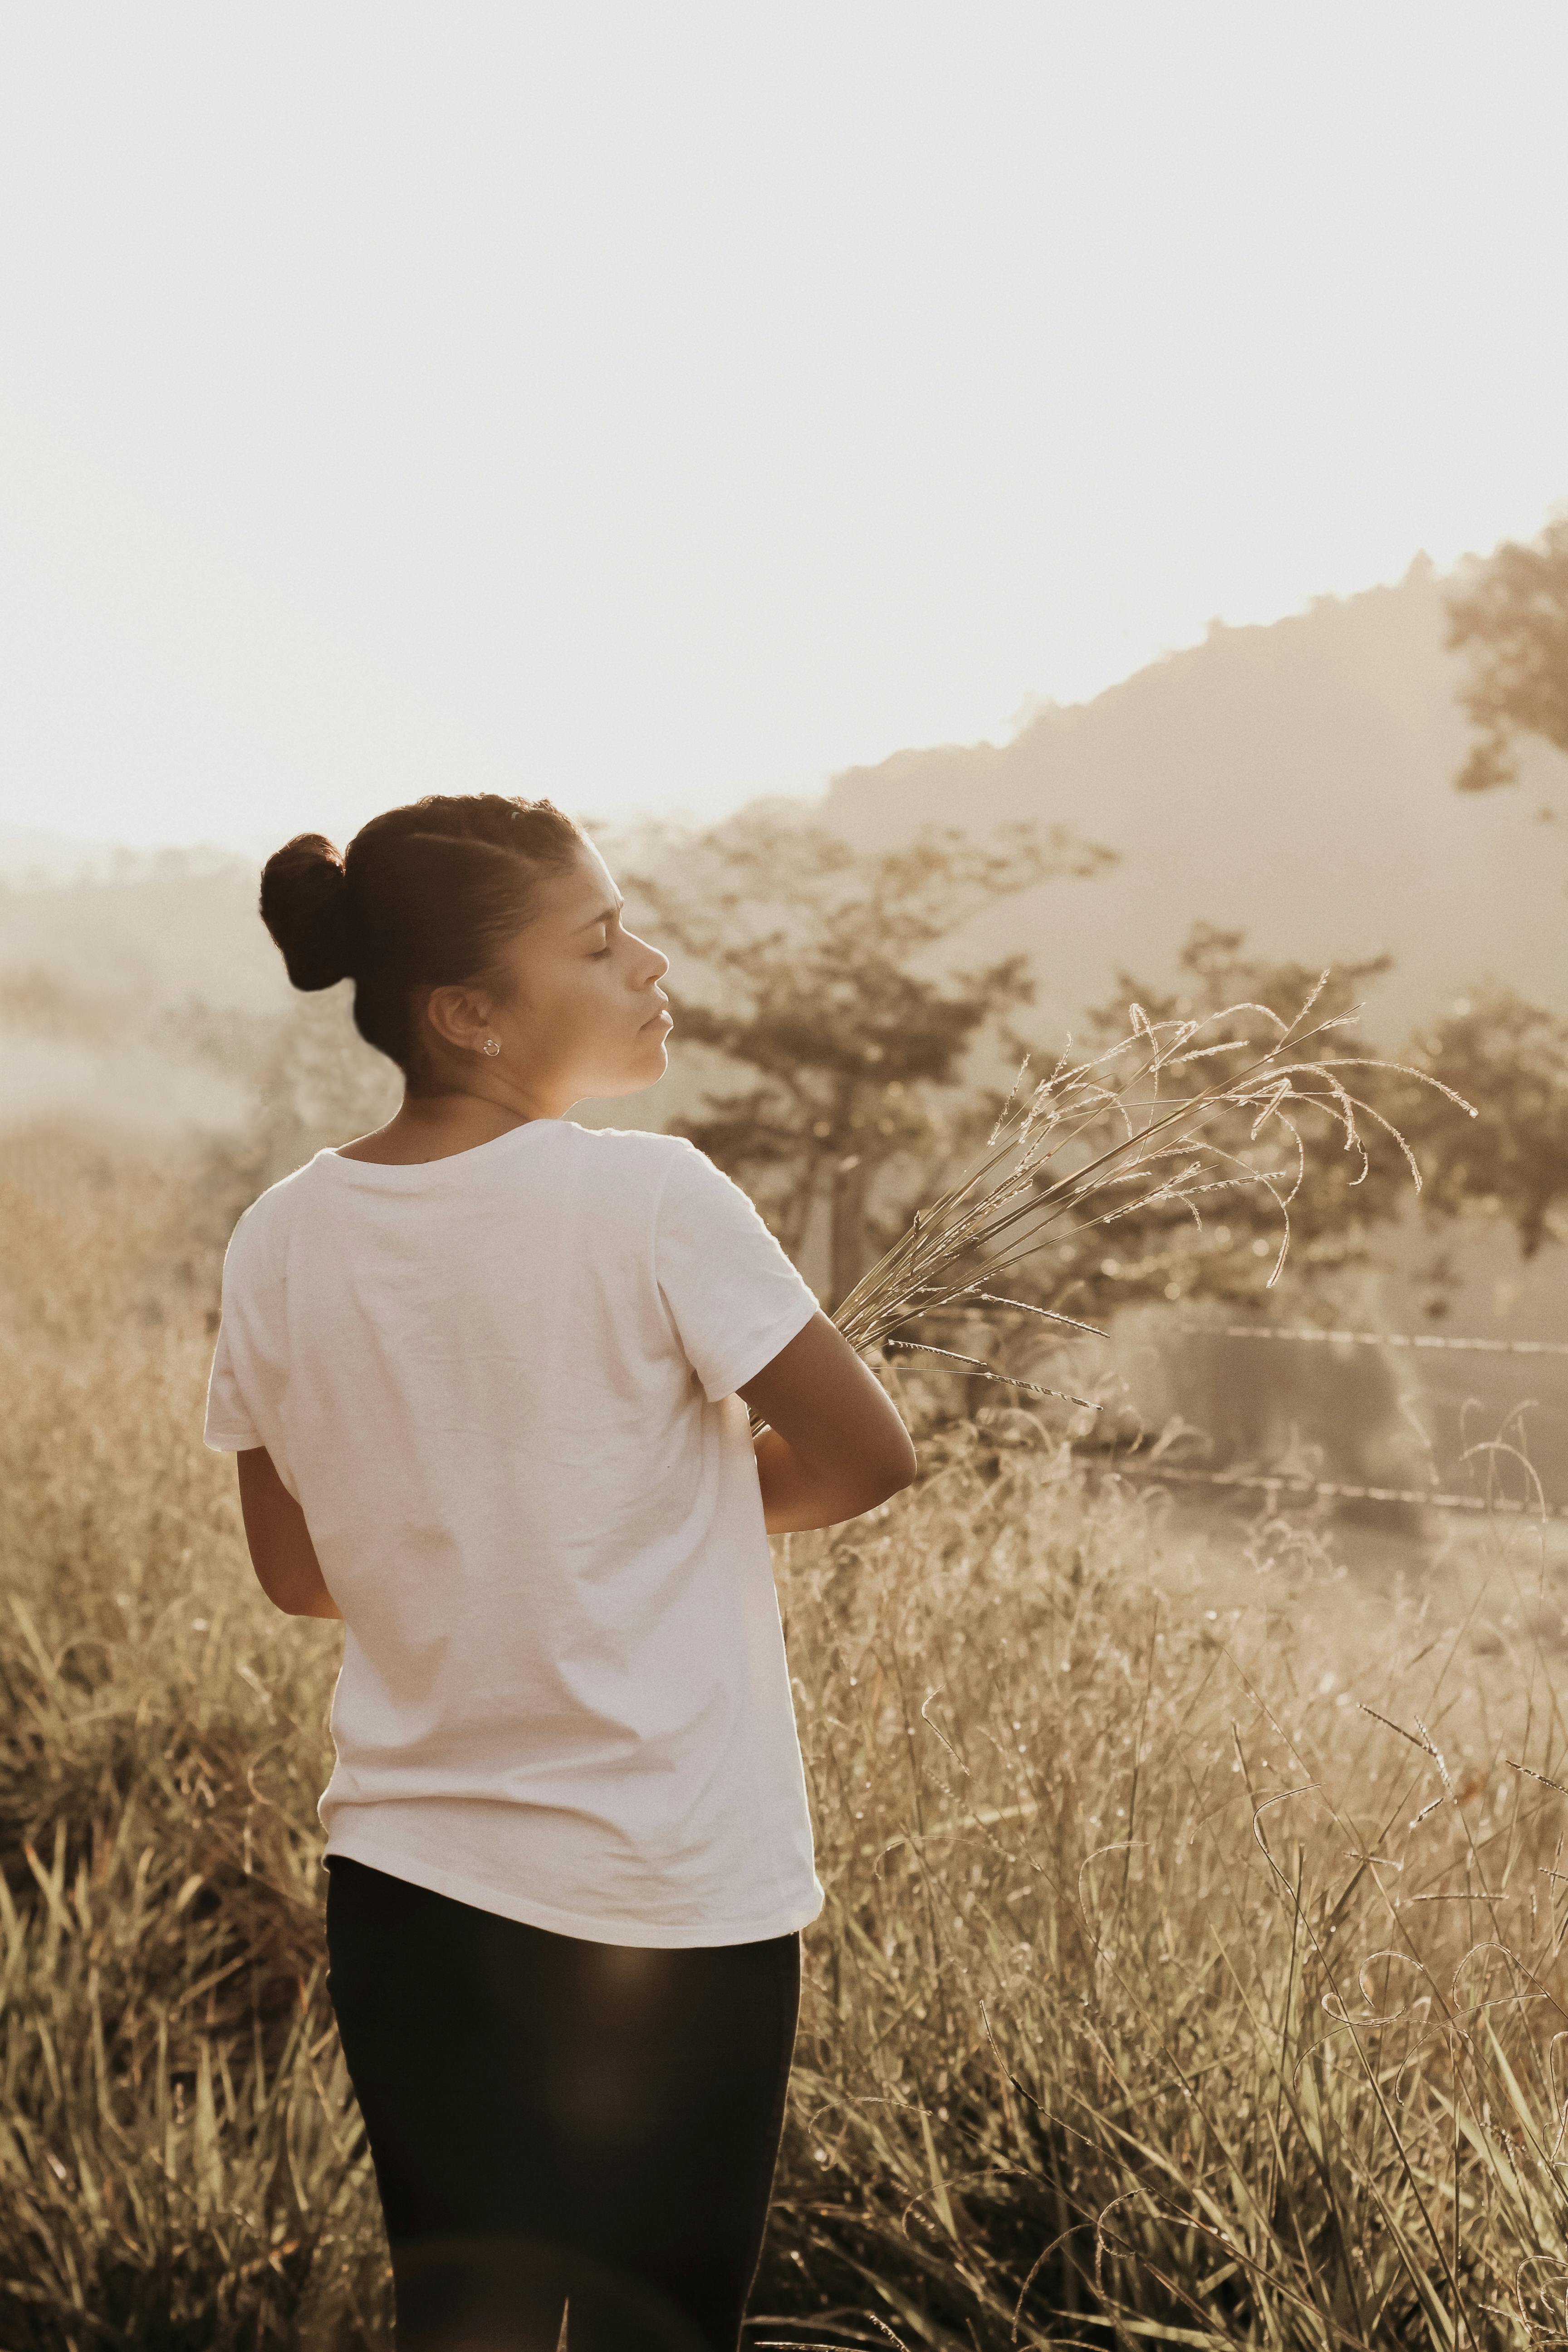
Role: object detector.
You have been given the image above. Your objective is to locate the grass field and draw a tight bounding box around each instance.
[5,1130,1568,2348]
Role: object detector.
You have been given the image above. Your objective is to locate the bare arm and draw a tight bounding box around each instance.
[235,1448,343,1620]
[740,1311,918,1535]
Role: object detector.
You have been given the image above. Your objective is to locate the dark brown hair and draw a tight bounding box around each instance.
[259,794,588,1081]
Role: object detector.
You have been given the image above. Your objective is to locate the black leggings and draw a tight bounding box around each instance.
[325,1856,801,2352]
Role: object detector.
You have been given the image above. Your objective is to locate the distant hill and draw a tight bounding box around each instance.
[0,853,286,1014]
[0,854,287,1136]
[0,823,122,886]
[5,554,1568,1141]
[815,555,1568,1042]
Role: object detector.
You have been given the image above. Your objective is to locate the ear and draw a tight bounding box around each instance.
[423,982,495,1057]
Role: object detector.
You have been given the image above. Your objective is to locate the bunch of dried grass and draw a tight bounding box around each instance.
[827,978,1475,1412]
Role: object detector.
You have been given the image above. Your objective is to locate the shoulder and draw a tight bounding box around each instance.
[566,1123,705,1179]
[565,1125,738,1214]
[219,1154,326,1279]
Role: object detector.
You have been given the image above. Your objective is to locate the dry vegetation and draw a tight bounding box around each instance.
[5,1132,1568,2347]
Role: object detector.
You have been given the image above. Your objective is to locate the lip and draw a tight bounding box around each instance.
[643,1008,673,1029]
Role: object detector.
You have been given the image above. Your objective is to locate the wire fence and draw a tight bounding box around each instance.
[912,1311,1568,1519]
[1042,1320,1568,1520]
[1171,1323,1568,1359]
[1100,1458,1568,1521]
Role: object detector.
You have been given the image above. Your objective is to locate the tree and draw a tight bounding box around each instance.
[619,809,1116,1308]
[1447,514,1568,794]
[1393,985,1568,1259]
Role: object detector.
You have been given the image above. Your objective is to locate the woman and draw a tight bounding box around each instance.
[203,793,916,2352]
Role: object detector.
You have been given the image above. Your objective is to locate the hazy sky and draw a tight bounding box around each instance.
[2,5,1565,858]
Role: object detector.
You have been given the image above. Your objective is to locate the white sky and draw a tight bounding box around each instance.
[1,5,1565,858]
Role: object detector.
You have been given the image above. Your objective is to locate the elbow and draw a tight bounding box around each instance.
[254,1566,340,1620]
[866,1436,919,1506]
[260,1581,312,1618]
[279,1590,343,1622]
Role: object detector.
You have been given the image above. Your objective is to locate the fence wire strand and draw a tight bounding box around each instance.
[1170,1323,1568,1358]
[1099,1459,1568,1519]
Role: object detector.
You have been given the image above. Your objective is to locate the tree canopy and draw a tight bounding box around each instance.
[1393,985,1568,1260]
[620,808,1115,1307]
[1447,514,1568,794]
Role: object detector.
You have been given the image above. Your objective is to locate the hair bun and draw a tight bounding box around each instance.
[259,833,353,990]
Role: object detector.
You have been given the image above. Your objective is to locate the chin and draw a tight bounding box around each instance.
[594,1043,669,1100]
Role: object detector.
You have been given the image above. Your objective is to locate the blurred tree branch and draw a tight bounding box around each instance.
[171,991,400,1264]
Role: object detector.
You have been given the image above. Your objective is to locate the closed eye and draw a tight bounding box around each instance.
[581,891,627,958]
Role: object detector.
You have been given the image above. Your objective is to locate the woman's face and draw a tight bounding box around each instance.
[436,843,672,1113]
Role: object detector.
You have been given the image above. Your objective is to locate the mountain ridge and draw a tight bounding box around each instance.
[4,556,1565,1089]
[813,556,1568,1040]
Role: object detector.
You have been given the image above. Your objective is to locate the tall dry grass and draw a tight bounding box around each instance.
[3,1131,1568,2346]
[775,1426,1568,2348]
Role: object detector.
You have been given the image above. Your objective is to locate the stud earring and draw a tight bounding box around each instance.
[481,1037,501,1058]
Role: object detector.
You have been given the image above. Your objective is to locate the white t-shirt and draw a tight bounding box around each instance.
[203,1119,824,1948]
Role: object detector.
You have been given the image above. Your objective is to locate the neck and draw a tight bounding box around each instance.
[338,1082,574,1166]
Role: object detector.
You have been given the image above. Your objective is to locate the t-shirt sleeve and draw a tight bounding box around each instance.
[655,1140,821,1403]
[204,1316,262,1451]
[203,1210,266,1452]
